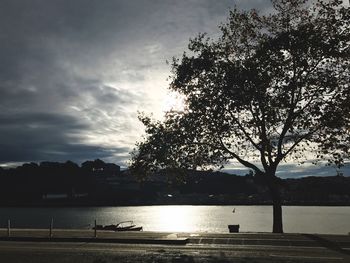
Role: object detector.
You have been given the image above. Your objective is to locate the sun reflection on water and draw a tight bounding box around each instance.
[152,205,197,232]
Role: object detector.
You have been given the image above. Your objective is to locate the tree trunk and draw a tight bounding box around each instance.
[269,182,283,233]
[272,192,283,233]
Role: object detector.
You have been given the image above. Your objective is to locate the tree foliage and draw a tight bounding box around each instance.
[130,0,349,232]
[131,0,349,176]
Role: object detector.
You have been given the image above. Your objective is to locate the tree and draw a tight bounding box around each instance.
[130,0,350,233]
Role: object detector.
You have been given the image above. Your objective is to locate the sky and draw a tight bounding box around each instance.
[0,0,348,177]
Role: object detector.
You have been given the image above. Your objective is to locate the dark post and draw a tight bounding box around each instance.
[94,219,97,238]
[49,218,53,238]
[7,219,10,237]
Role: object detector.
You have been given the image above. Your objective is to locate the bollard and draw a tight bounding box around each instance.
[49,218,53,238]
[7,219,10,237]
[94,219,97,238]
[228,224,240,233]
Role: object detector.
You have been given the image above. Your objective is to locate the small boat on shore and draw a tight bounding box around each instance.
[93,221,143,231]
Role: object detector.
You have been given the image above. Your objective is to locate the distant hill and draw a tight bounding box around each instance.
[0,163,349,206]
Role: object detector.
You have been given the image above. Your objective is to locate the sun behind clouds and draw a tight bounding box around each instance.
[162,92,185,114]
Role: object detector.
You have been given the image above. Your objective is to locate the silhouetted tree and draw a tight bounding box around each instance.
[131,0,350,233]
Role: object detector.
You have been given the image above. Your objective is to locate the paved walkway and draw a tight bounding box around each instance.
[1,229,350,262]
[1,228,350,248]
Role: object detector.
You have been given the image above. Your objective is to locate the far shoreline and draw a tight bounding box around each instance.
[1,201,350,208]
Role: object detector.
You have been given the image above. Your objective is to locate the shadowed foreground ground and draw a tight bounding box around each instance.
[0,229,350,262]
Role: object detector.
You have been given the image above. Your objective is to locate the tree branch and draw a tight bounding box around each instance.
[227,110,261,151]
[218,136,263,174]
[281,126,321,159]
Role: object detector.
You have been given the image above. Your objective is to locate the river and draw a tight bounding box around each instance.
[0,205,349,234]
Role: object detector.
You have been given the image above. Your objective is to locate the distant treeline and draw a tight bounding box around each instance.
[147,170,350,206]
[0,159,120,203]
[0,161,350,206]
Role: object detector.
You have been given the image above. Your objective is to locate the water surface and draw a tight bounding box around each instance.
[0,205,349,234]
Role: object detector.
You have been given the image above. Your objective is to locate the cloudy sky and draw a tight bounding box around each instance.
[0,0,348,177]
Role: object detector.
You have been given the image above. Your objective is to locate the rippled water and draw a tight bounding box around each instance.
[0,205,349,234]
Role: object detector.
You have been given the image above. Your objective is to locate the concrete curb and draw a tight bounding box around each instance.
[0,236,188,245]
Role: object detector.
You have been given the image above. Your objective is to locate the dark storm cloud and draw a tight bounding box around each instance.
[0,78,140,164]
[0,0,275,166]
[0,111,129,163]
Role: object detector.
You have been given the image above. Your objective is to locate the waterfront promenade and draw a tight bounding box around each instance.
[0,228,350,262]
